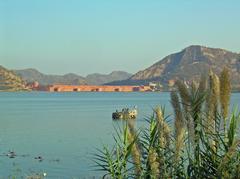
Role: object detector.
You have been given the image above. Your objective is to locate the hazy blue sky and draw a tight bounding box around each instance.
[1,0,240,76]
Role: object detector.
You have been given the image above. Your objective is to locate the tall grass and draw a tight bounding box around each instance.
[94,68,240,178]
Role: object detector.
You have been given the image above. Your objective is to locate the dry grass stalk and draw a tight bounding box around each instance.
[175,80,190,108]
[206,71,220,150]
[155,107,171,149]
[148,147,160,178]
[219,67,231,135]
[191,80,198,92]
[220,67,231,119]
[171,91,185,162]
[207,71,220,131]
[127,122,142,177]
[154,107,171,178]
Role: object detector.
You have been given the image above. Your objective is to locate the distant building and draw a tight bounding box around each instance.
[26,81,39,90]
[47,85,153,92]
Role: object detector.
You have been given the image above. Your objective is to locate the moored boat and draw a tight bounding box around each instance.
[112,107,137,120]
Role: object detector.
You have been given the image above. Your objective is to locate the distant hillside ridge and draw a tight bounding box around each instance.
[14,69,132,86]
[14,68,87,86]
[86,71,132,85]
[107,45,240,90]
[0,65,29,91]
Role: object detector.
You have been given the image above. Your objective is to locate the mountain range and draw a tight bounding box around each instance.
[108,45,240,90]
[14,69,132,86]
[1,45,240,91]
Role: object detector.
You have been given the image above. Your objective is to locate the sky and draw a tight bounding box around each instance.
[0,0,240,76]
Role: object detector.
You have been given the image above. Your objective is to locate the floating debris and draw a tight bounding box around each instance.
[20,154,30,157]
[34,156,43,162]
[1,150,30,159]
[49,158,60,163]
[27,172,47,179]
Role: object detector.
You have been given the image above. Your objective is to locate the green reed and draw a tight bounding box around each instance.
[94,68,240,179]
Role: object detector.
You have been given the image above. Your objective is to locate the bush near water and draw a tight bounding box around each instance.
[94,68,240,178]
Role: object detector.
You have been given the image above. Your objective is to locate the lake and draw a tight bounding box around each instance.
[0,92,239,178]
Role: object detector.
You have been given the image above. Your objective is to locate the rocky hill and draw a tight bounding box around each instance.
[0,65,29,91]
[108,45,240,89]
[14,69,132,86]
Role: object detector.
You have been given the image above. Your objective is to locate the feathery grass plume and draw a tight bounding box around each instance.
[127,119,136,135]
[175,80,196,152]
[155,107,171,149]
[219,67,231,134]
[154,107,171,178]
[148,147,160,178]
[175,80,190,109]
[127,121,142,177]
[190,80,198,93]
[205,70,220,153]
[206,70,220,131]
[198,75,209,121]
[170,91,185,163]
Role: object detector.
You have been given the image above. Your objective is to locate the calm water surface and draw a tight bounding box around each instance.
[0,92,239,178]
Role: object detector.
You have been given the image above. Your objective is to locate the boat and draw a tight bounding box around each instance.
[112,107,137,120]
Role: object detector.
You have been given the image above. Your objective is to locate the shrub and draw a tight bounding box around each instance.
[94,68,240,179]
